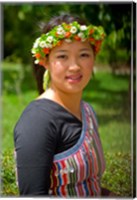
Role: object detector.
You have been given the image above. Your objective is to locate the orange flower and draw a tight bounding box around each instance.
[96,40,102,44]
[64,25,71,29]
[43,48,50,54]
[65,32,71,38]
[89,38,94,41]
[74,35,81,41]
[39,60,46,66]
[56,41,62,46]
[89,29,94,34]
[67,25,71,29]
[35,53,41,59]
[89,38,95,44]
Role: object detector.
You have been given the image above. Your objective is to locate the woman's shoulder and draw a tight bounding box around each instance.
[21,98,59,118]
[14,99,59,131]
[14,99,59,160]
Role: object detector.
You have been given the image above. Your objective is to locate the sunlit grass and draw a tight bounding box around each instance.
[2,92,37,150]
[1,62,133,196]
[2,63,131,154]
[83,71,131,154]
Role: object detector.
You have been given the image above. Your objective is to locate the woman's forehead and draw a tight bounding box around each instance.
[52,40,92,53]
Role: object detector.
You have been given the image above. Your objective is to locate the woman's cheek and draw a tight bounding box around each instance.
[85,60,94,73]
[50,61,66,78]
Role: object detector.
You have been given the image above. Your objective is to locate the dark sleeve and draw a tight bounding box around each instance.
[14,105,57,196]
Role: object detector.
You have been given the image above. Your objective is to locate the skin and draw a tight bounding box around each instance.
[38,40,117,197]
[38,40,95,121]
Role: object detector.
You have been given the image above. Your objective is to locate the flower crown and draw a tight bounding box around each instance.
[31,21,105,64]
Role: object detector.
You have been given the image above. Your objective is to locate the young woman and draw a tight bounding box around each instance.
[14,13,107,197]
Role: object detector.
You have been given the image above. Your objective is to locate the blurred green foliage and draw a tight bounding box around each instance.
[1,150,19,196]
[101,152,132,197]
[2,62,131,153]
[2,2,135,197]
[3,2,134,71]
[1,149,132,197]
[1,62,134,197]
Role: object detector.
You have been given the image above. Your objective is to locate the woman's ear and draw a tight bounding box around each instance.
[39,57,49,69]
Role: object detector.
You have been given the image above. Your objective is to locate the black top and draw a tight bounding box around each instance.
[14,99,82,196]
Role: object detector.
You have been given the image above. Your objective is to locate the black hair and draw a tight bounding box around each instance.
[33,13,87,94]
[42,13,87,34]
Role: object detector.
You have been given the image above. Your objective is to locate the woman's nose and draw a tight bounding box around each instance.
[69,58,81,71]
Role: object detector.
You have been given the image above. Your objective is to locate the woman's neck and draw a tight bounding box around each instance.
[38,88,82,121]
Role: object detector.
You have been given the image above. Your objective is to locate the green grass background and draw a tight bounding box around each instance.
[1,62,133,197]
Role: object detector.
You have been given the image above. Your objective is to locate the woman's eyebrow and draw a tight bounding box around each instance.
[55,48,91,53]
[79,48,91,51]
[55,50,68,53]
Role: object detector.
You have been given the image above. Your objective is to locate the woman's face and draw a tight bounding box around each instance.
[45,40,95,95]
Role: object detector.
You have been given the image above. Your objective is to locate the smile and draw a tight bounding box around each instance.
[66,74,83,83]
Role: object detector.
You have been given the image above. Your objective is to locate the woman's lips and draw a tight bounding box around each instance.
[65,74,83,83]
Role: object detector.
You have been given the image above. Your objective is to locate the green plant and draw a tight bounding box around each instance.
[1,62,132,196]
[1,149,19,196]
[1,149,132,197]
[102,152,132,197]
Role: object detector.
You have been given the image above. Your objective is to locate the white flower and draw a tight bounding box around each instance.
[39,41,52,48]
[80,25,87,31]
[81,38,86,42]
[39,41,47,48]
[65,39,72,43]
[31,48,36,54]
[57,26,65,35]
[46,43,52,48]
[46,36,54,43]
[78,32,87,42]
[34,59,39,64]
[33,43,38,48]
[70,26,77,34]
[78,32,84,38]
[33,37,40,48]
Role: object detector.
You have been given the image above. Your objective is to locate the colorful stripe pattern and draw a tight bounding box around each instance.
[49,102,105,197]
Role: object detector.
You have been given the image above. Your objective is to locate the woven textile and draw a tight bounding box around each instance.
[49,102,105,197]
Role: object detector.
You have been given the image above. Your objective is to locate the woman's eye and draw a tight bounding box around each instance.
[80,53,90,57]
[57,55,67,59]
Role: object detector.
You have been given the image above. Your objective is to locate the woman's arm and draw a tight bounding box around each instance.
[14,106,57,196]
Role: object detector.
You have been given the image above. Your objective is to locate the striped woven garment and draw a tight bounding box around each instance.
[49,102,105,197]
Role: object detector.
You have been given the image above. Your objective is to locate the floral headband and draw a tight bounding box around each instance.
[31,21,105,64]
